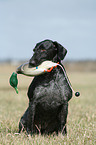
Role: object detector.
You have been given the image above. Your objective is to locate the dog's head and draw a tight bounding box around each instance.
[29,39,67,67]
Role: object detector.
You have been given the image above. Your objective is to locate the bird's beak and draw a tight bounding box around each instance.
[16,64,23,74]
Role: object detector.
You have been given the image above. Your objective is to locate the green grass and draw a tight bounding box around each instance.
[0,64,96,145]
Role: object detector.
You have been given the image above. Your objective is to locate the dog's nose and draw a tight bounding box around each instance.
[29,60,36,67]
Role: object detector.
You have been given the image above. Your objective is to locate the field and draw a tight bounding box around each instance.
[0,63,96,145]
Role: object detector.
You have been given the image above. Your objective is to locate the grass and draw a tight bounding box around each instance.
[0,64,96,145]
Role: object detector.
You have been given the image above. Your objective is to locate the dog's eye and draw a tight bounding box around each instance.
[41,49,46,52]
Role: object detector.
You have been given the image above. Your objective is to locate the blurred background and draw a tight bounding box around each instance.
[0,0,96,71]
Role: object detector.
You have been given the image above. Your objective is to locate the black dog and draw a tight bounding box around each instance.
[19,39,72,135]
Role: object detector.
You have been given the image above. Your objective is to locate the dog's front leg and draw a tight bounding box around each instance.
[27,102,35,136]
[58,102,68,135]
[19,107,29,133]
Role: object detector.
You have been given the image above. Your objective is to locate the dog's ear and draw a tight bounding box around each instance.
[53,41,67,60]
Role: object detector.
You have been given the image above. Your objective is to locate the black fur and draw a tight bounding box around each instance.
[19,39,72,135]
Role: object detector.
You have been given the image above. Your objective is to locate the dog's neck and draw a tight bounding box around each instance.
[52,54,62,64]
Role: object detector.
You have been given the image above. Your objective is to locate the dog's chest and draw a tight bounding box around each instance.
[32,70,68,102]
[28,68,72,111]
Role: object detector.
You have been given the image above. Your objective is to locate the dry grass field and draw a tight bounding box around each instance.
[0,62,96,145]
